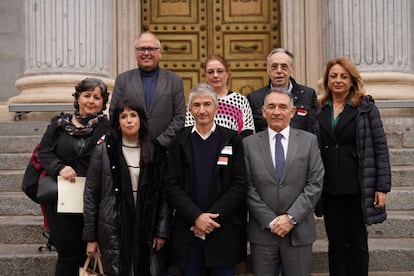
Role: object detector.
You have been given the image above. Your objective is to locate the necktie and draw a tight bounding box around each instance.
[275,133,285,177]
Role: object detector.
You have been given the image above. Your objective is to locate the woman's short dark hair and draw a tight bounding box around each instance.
[73,78,109,112]
[111,98,154,164]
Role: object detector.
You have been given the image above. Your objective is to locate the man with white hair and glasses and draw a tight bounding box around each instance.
[248,48,319,134]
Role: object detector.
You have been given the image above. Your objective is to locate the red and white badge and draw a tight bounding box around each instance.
[217,156,228,165]
[296,108,308,116]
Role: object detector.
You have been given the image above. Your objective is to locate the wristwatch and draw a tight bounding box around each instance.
[287,214,298,225]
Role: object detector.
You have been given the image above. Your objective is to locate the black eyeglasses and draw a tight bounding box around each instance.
[135,47,160,54]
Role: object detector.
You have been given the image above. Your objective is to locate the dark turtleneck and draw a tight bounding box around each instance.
[139,66,159,110]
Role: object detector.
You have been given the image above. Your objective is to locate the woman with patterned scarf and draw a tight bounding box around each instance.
[38,78,110,276]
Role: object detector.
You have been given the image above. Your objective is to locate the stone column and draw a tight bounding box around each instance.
[322,0,414,99]
[114,0,141,74]
[9,0,114,107]
[280,0,323,90]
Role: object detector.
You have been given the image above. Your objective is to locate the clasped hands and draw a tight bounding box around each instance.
[190,213,221,236]
[269,214,294,238]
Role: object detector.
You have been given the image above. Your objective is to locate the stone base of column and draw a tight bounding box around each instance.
[363,72,414,118]
[8,74,114,120]
[10,74,114,103]
[362,72,414,100]
[317,72,414,100]
[316,72,414,118]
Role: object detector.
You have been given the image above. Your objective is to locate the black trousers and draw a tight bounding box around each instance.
[46,202,86,276]
[322,194,369,276]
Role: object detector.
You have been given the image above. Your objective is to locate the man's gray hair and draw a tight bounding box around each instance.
[266,48,294,65]
[264,87,294,107]
[188,83,218,109]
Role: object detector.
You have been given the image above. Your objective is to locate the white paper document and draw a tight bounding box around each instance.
[57,176,86,213]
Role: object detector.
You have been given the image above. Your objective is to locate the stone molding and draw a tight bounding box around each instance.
[362,72,414,99]
[9,74,114,104]
[316,72,414,100]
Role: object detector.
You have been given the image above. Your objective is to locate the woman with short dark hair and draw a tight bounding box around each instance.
[38,77,110,275]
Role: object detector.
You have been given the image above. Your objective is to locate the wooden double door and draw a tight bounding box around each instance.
[142,0,280,100]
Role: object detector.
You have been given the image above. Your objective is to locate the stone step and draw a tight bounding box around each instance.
[0,239,412,276]
[385,132,414,150]
[390,148,414,166]
[0,121,48,136]
[0,135,41,153]
[0,169,23,192]
[315,211,414,240]
[384,116,414,150]
[0,244,56,276]
[0,192,42,216]
[312,238,414,273]
[392,165,414,187]
[0,153,30,170]
[382,117,414,134]
[0,216,47,244]
[387,186,414,210]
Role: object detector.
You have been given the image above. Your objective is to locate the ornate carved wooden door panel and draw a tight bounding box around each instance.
[142,0,280,100]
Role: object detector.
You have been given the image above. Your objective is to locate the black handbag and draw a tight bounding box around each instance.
[21,144,42,203]
[36,175,58,203]
[22,162,42,203]
[22,143,59,203]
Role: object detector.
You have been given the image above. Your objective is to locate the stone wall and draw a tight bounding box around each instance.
[0,1,24,101]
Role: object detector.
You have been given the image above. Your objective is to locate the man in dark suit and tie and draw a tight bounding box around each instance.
[109,31,186,148]
[243,88,324,276]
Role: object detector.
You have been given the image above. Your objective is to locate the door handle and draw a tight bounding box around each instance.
[234,44,259,52]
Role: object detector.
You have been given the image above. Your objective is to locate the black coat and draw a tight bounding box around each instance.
[317,96,391,225]
[38,114,110,178]
[83,137,169,275]
[165,126,247,267]
[247,77,320,133]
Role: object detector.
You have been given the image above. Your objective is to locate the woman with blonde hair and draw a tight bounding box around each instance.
[316,57,391,275]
